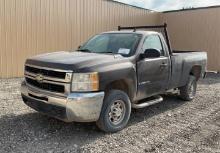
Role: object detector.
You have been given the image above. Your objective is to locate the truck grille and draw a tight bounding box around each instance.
[26,78,65,93]
[24,64,72,95]
[25,65,66,79]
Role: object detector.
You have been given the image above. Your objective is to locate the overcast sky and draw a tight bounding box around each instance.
[115,0,220,11]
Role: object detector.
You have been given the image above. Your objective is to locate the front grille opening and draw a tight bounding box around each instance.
[26,78,65,93]
[25,66,66,79]
[28,93,48,101]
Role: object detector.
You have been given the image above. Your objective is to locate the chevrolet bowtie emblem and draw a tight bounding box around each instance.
[36,74,44,83]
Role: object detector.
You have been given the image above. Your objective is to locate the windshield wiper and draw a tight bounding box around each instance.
[98,51,114,54]
[76,49,92,52]
[77,49,115,54]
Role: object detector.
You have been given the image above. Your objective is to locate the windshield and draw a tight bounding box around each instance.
[79,33,142,57]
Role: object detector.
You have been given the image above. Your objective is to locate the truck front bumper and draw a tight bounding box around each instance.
[21,81,105,122]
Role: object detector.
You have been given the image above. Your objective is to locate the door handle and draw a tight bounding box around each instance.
[160,63,168,69]
[160,63,168,67]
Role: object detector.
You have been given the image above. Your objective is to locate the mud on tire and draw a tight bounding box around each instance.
[179,75,197,101]
[96,90,131,133]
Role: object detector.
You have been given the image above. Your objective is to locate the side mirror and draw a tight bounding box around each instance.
[78,45,81,49]
[141,48,161,58]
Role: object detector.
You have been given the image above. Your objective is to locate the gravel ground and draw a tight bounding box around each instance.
[0,74,220,153]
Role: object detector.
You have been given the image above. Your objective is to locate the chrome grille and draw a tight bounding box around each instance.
[26,78,65,93]
[25,66,66,79]
[24,64,72,95]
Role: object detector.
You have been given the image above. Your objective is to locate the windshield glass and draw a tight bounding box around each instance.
[79,33,142,57]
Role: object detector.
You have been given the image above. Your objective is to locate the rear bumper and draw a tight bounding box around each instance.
[21,81,105,122]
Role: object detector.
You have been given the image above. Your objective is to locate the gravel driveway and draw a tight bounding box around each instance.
[0,74,220,153]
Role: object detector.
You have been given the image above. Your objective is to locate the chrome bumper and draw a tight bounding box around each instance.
[21,81,104,122]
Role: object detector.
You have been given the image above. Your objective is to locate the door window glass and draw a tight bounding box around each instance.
[143,35,164,56]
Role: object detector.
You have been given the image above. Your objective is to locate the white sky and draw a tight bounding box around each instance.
[115,0,220,11]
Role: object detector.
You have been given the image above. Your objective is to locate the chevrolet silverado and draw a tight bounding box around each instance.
[21,24,207,132]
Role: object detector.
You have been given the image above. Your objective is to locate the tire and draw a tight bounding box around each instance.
[96,90,131,133]
[179,75,197,101]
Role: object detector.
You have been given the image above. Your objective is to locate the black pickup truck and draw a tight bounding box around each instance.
[21,24,207,132]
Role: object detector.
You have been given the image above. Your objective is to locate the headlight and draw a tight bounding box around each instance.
[71,72,99,92]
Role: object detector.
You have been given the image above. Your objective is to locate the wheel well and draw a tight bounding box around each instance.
[105,80,132,100]
[190,65,202,80]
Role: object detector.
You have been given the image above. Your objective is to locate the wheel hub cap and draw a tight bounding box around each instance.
[108,100,125,125]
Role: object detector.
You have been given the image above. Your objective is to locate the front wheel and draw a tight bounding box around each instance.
[179,75,197,101]
[96,90,131,133]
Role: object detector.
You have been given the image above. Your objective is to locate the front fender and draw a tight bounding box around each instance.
[98,62,137,100]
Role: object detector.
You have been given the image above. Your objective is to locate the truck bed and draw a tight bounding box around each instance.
[168,50,207,89]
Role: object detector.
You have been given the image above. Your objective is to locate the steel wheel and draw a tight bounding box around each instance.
[108,100,126,125]
[96,90,131,132]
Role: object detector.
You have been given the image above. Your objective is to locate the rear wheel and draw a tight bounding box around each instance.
[96,90,131,133]
[179,75,197,101]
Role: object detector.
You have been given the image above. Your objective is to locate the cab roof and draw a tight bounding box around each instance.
[101,30,160,36]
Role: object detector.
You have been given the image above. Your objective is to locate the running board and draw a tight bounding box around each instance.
[132,96,163,109]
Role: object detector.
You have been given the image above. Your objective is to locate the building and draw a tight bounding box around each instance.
[0,0,219,78]
[162,6,220,72]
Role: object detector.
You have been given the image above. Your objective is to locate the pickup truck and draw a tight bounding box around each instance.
[21,24,207,132]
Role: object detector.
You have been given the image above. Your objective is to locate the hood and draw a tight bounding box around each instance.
[26,51,125,71]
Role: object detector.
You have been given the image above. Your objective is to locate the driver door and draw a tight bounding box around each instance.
[137,34,170,100]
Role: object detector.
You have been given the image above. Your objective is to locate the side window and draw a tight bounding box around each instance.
[143,35,164,56]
